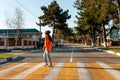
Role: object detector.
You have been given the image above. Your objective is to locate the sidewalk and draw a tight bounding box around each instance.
[82,44,120,56]
[94,47,120,56]
[0,56,18,64]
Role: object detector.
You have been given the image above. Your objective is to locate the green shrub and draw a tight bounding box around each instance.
[0,54,15,59]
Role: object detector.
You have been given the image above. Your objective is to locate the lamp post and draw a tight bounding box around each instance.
[36,16,42,43]
[7,31,9,50]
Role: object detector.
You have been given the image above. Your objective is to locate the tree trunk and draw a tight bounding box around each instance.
[93,28,96,47]
[102,22,107,47]
[116,0,120,22]
[15,30,19,48]
[15,37,18,48]
[91,27,96,47]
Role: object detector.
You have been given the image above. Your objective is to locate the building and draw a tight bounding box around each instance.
[106,25,120,46]
[0,28,41,49]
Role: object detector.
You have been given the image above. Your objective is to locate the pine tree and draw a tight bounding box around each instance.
[40,1,71,40]
[74,0,117,47]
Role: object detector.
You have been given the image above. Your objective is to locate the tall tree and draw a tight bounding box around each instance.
[40,1,71,40]
[6,8,24,48]
[74,0,101,46]
[74,0,117,47]
[116,0,120,22]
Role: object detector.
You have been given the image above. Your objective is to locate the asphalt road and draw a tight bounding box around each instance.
[1,44,120,80]
[11,45,120,63]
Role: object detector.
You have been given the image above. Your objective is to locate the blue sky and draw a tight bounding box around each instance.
[0,0,77,36]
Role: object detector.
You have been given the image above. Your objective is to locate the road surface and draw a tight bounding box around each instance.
[0,44,120,80]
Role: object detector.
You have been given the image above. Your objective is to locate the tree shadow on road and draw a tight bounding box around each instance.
[11,57,25,62]
[55,66,120,71]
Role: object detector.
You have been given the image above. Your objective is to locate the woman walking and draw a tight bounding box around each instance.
[43,30,53,67]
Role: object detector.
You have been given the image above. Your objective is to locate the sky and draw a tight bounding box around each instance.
[0,0,77,36]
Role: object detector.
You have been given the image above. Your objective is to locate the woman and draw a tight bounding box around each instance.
[43,30,53,67]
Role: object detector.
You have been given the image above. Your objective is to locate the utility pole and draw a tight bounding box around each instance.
[36,16,42,43]
[7,31,9,50]
[77,0,81,6]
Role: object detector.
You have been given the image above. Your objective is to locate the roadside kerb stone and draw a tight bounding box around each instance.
[0,56,18,64]
[94,47,120,56]
[0,59,7,64]
[11,50,23,53]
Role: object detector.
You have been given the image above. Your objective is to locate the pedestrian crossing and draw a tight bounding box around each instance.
[0,62,120,80]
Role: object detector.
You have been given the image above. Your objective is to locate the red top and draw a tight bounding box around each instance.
[43,35,52,51]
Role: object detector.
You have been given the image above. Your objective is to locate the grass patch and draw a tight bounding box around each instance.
[0,54,15,59]
[99,47,120,53]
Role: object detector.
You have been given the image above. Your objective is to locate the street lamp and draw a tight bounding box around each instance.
[36,16,42,43]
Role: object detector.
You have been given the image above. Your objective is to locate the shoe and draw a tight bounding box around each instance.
[44,63,48,66]
[48,65,53,67]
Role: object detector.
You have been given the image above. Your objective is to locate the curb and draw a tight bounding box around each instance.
[0,59,7,64]
[0,56,18,64]
[94,47,120,56]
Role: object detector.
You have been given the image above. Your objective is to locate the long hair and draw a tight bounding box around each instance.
[45,30,52,42]
[48,35,52,42]
[45,34,52,42]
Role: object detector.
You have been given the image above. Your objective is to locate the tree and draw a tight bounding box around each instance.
[74,0,101,46]
[6,8,24,48]
[74,0,117,47]
[40,1,71,40]
[116,0,120,22]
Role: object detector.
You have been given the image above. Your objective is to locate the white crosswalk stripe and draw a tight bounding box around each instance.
[0,62,120,80]
[0,62,11,67]
[0,63,28,74]
[77,63,92,80]
[43,63,64,80]
[11,63,44,79]
[97,62,120,80]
